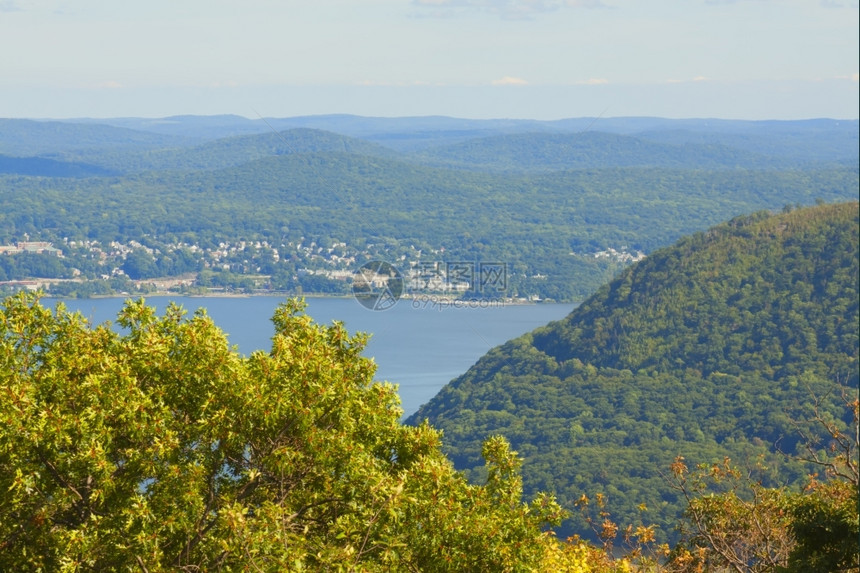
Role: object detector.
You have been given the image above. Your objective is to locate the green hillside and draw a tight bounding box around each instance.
[0,154,116,178]
[61,128,400,174]
[0,118,193,156]
[412,131,793,172]
[77,115,858,159]
[1,116,857,301]
[2,151,856,301]
[407,202,860,541]
[634,123,859,165]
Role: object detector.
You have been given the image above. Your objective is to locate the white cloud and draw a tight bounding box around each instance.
[492,76,529,85]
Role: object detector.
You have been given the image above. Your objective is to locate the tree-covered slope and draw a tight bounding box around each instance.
[3,152,856,301]
[77,115,858,160]
[0,154,117,177]
[412,131,795,172]
[634,121,859,166]
[2,115,857,301]
[0,118,193,156]
[407,202,860,540]
[47,128,400,174]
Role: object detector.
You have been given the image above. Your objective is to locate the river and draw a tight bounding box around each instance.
[56,296,575,417]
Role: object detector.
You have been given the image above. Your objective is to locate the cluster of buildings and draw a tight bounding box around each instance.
[588,247,645,263]
[0,241,63,257]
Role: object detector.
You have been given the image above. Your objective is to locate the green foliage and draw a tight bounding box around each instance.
[666,457,796,572]
[412,131,811,172]
[0,253,72,281]
[0,118,190,157]
[662,448,859,573]
[0,292,563,571]
[408,202,860,542]
[0,154,115,178]
[785,479,859,573]
[0,119,857,300]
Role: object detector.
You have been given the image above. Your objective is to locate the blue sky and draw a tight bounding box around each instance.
[1,0,857,120]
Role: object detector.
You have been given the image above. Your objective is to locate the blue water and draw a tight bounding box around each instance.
[55,296,574,417]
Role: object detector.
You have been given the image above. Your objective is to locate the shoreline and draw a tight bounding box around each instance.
[4,278,564,305]
[34,291,555,306]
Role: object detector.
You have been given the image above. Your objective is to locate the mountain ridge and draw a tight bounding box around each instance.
[411,131,803,172]
[1,115,856,302]
[406,201,859,541]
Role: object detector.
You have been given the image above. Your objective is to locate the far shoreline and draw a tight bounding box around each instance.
[34,290,557,306]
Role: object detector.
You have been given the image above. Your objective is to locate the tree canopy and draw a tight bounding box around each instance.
[0,292,565,571]
[1,119,857,301]
[408,202,860,542]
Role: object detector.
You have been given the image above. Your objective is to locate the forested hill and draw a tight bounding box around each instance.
[0,118,193,156]
[530,202,859,375]
[60,128,399,174]
[0,154,116,178]
[411,131,796,172]
[2,115,857,301]
[407,201,860,541]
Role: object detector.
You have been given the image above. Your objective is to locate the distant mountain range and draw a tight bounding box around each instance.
[0,115,857,302]
[407,201,860,541]
[2,114,857,163]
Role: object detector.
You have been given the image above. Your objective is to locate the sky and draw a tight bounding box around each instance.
[1,0,858,120]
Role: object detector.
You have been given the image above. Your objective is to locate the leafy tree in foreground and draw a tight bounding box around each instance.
[0,292,564,571]
[535,391,859,573]
[663,390,859,573]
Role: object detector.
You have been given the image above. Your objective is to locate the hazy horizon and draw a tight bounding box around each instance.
[1,1,857,121]
[9,108,860,123]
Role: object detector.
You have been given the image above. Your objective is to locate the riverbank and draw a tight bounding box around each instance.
[7,282,555,305]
